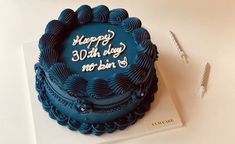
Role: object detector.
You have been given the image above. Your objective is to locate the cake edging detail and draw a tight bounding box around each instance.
[38,5,158,98]
[35,63,157,136]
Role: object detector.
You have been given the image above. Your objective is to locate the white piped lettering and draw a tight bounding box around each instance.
[72,29,115,48]
[71,29,129,72]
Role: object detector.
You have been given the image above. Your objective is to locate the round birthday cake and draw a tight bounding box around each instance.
[35,5,158,135]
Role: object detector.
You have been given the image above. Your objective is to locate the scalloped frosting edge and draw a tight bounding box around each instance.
[35,66,157,136]
[38,4,158,98]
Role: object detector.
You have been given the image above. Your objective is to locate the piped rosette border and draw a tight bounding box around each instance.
[35,64,158,136]
[38,5,158,98]
[36,4,158,135]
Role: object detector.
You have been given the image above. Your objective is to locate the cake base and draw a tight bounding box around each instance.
[35,63,156,135]
[23,42,182,144]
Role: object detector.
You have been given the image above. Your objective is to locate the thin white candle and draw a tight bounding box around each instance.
[199,62,210,99]
[169,31,188,63]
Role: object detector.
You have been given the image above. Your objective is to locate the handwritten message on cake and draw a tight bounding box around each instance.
[71,29,128,72]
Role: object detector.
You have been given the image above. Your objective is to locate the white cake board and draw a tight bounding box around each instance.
[23,42,182,144]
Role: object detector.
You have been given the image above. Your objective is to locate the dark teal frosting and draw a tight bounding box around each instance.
[67,118,80,131]
[136,53,153,69]
[108,73,131,94]
[125,64,146,85]
[138,39,158,59]
[45,20,65,36]
[39,33,58,51]
[86,78,113,98]
[79,123,92,134]
[109,8,129,24]
[76,5,92,24]
[121,17,142,32]
[60,22,136,79]
[39,48,58,70]
[92,5,109,22]
[132,28,150,44]
[64,74,87,97]
[35,65,157,135]
[36,4,158,135]
[153,44,158,59]
[58,9,77,26]
[48,63,71,86]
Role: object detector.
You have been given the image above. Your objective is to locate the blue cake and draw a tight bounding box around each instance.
[35,5,158,135]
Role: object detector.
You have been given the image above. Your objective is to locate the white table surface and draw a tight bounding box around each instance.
[0,0,235,144]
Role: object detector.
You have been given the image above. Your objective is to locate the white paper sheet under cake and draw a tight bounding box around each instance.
[22,42,182,144]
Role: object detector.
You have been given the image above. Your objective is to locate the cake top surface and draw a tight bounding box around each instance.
[60,22,137,80]
[38,5,158,98]
[35,5,158,135]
